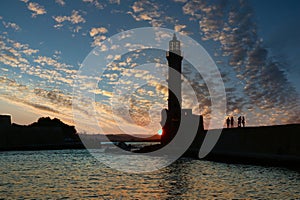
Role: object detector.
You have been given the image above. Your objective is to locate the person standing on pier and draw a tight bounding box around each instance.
[230,116,234,128]
[242,116,245,127]
[238,116,242,127]
[226,117,230,128]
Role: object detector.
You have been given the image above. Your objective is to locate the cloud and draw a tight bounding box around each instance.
[26,102,60,114]
[27,2,47,17]
[0,77,75,126]
[0,28,164,135]
[0,76,147,134]
[82,0,104,9]
[182,0,204,19]
[128,0,163,27]
[53,10,86,28]
[23,48,39,55]
[33,55,73,70]
[0,33,76,90]
[33,88,72,107]
[1,0,299,132]
[132,1,144,12]
[88,26,108,47]
[92,89,113,97]
[0,77,72,113]
[0,36,34,70]
[89,27,108,37]
[90,35,107,47]
[109,0,120,4]
[173,0,187,2]
[55,0,65,6]
[181,0,300,126]
[174,24,186,32]
[2,21,21,31]
[34,56,59,67]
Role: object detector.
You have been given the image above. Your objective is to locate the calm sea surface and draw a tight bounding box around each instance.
[1,149,300,199]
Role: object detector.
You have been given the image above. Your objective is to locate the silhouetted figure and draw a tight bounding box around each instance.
[226,117,230,128]
[242,116,245,127]
[230,116,234,128]
[238,116,242,127]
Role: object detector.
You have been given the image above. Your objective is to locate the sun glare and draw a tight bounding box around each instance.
[157,129,163,135]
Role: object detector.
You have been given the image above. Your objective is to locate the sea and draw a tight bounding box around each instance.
[1,149,300,199]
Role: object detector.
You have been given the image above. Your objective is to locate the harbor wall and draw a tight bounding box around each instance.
[212,124,300,157]
[187,124,300,165]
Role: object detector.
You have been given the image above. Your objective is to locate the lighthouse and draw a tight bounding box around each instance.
[161,34,183,145]
[161,34,203,146]
[167,34,183,122]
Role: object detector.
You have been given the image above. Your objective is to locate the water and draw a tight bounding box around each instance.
[1,150,300,199]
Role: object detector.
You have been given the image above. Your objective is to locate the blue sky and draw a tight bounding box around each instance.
[0,0,299,134]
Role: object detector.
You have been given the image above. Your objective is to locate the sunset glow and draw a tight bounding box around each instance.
[0,1,299,134]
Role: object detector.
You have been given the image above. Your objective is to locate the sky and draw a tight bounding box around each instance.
[0,0,299,135]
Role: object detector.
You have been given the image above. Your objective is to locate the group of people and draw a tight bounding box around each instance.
[226,116,245,128]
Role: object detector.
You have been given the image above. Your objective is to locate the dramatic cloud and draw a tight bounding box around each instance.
[181,0,300,126]
[0,78,71,124]
[1,0,299,133]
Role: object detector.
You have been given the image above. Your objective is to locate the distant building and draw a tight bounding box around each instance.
[161,34,203,145]
[0,115,11,127]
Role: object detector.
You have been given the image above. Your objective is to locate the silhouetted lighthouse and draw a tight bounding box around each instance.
[161,34,204,145]
[167,34,183,121]
[161,34,183,144]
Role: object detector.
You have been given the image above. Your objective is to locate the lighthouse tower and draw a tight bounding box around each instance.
[167,33,183,120]
[161,34,183,145]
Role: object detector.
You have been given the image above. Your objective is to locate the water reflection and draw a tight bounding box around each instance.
[160,158,191,199]
[0,150,300,199]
